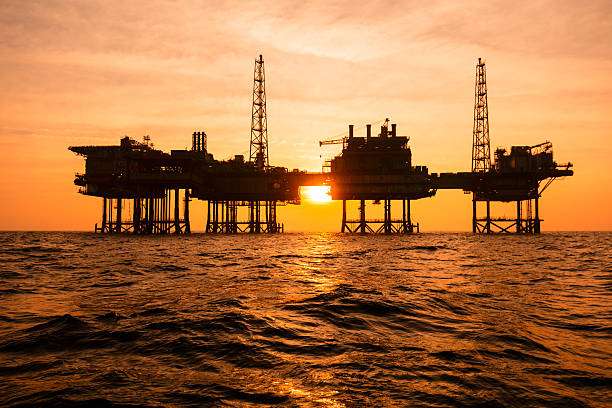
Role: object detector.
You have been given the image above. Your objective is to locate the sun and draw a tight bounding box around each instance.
[301,186,332,204]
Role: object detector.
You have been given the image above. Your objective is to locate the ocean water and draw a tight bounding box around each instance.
[0,231,610,407]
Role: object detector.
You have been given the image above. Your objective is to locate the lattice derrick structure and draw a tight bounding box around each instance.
[471,58,493,233]
[468,59,546,234]
[472,58,491,173]
[250,54,269,170]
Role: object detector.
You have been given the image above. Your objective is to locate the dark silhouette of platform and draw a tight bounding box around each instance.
[69,57,573,234]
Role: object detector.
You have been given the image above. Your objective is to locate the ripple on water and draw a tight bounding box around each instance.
[0,231,610,407]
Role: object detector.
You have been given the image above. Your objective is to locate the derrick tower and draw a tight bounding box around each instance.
[466,58,574,233]
[471,57,492,233]
[205,54,281,234]
[472,58,491,172]
[250,54,268,169]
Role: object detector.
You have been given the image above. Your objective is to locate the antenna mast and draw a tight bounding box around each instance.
[472,58,491,172]
[250,54,268,169]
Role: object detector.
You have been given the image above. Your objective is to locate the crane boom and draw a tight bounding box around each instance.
[319,138,347,147]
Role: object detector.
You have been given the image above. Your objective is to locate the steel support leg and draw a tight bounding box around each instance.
[268,201,277,233]
[516,200,522,233]
[147,198,154,234]
[384,200,391,234]
[486,201,491,233]
[184,190,191,234]
[102,198,107,233]
[116,199,122,233]
[233,202,238,232]
[249,202,255,233]
[472,196,477,233]
[206,200,211,232]
[407,199,413,233]
[256,202,261,233]
[108,199,113,233]
[341,200,347,232]
[225,201,230,233]
[535,196,540,233]
[174,189,180,233]
[214,201,219,233]
[359,200,366,233]
[133,198,141,234]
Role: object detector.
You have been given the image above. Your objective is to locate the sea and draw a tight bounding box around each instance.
[0,231,610,407]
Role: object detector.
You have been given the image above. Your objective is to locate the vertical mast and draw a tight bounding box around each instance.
[472,57,491,172]
[250,54,268,169]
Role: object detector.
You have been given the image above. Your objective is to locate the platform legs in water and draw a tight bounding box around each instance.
[206,201,283,233]
[341,199,419,234]
[95,189,190,234]
[95,193,284,234]
[472,196,541,233]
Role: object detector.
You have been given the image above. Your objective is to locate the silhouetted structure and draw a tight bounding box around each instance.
[434,142,572,233]
[70,135,303,234]
[70,137,193,234]
[250,55,269,170]
[321,120,433,233]
[223,54,282,233]
[465,58,572,233]
[69,56,573,234]
[471,58,493,231]
[472,58,491,173]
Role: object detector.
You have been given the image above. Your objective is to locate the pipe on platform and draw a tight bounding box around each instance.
[349,124,354,139]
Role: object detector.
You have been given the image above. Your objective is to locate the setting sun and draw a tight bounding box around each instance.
[300,186,332,204]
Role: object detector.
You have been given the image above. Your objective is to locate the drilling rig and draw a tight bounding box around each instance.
[250,54,269,170]
[467,58,573,233]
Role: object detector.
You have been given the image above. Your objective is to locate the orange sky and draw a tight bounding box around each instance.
[1,0,611,231]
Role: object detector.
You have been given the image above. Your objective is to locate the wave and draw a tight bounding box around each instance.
[0,231,610,407]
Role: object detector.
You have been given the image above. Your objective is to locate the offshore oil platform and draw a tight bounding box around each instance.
[70,56,573,234]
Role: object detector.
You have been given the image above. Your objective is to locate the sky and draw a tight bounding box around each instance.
[1,0,611,231]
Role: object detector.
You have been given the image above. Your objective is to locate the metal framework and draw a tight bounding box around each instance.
[70,58,573,236]
[341,200,419,234]
[95,189,191,234]
[471,57,493,232]
[472,58,491,172]
[250,55,268,170]
[468,59,555,234]
[206,201,282,233]
[473,199,541,233]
